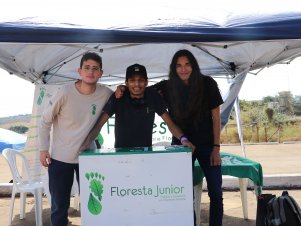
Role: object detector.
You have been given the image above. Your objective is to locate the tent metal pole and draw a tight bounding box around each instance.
[234,97,246,158]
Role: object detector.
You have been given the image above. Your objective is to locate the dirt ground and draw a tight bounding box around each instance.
[1,189,301,226]
[1,143,301,225]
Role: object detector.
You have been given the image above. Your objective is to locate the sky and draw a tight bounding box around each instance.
[0,70,35,117]
[238,57,301,100]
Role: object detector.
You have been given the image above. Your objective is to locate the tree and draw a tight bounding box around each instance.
[278,91,294,115]
[292,95,301,116]
[239,99,252,112]
[265,108,274,122]
[246,107,267,142]
[262,95,278,103]
[9,125,28,134]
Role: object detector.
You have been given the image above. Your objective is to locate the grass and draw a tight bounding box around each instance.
[221,120,301,143]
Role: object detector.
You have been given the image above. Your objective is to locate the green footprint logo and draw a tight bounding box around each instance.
[85,172,105,215]
[96,133,104,145]
[37,87,46,105]
[92,104,96,115]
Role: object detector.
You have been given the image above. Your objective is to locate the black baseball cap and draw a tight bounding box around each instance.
[126,64,148,80]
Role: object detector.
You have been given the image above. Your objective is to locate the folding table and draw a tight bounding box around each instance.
[193,152,263,226]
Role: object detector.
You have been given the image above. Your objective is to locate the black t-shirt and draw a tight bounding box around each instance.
[152,76,223,146]
[103,87,167,148]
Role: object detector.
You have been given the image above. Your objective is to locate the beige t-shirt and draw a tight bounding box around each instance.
[39,82,112,163]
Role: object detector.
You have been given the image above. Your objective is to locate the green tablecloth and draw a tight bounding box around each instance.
[193,152,263,188]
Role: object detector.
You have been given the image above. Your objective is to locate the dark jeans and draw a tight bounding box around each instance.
[48,159,79,226]
[193,146,223,226]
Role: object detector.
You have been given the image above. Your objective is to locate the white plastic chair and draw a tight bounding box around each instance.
[2,148,44,226]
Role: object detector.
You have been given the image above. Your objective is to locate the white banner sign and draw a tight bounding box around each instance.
[24,84,61,179]
[79,149,193,226]
[100,114,172,148]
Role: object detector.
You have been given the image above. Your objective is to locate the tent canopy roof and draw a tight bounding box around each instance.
[1,2,301,84]
[1,11,301,43]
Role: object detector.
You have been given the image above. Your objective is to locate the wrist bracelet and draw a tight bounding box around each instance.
[180,136,189,143]
[213,144,220,147]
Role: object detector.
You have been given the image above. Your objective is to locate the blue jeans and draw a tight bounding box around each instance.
[48,159,79,226]
[193,146,223,226]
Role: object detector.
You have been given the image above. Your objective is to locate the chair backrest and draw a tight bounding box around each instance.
[2,148,33,187]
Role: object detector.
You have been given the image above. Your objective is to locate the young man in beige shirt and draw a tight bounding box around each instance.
[39,52,112,226]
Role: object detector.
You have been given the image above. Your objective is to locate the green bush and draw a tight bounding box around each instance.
[221,116,301,143]
[8,125,29,134]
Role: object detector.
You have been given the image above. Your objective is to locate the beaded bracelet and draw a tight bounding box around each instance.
[180,136,189,143]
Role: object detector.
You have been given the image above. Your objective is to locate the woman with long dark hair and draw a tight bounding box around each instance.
[153,49,224,226]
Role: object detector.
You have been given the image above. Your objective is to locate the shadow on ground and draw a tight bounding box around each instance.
[9,206,80,226]
[200,203,256,226]
[7,201,256,226]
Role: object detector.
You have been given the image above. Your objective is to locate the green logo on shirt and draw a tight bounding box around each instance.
[37,87,46,106]
[92,104,96,115]
[86,172,105,215]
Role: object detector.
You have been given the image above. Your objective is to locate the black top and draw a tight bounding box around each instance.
[103,87,167,148]
[152,76,223,147]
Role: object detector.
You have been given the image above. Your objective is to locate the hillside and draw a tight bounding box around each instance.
[0,114,31,130]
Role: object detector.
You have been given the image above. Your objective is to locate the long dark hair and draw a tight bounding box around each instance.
[167,49,207,129]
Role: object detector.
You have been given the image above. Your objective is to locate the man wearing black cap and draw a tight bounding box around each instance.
[80,63,195,150]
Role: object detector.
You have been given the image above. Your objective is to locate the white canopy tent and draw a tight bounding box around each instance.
[1,1,301,157]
